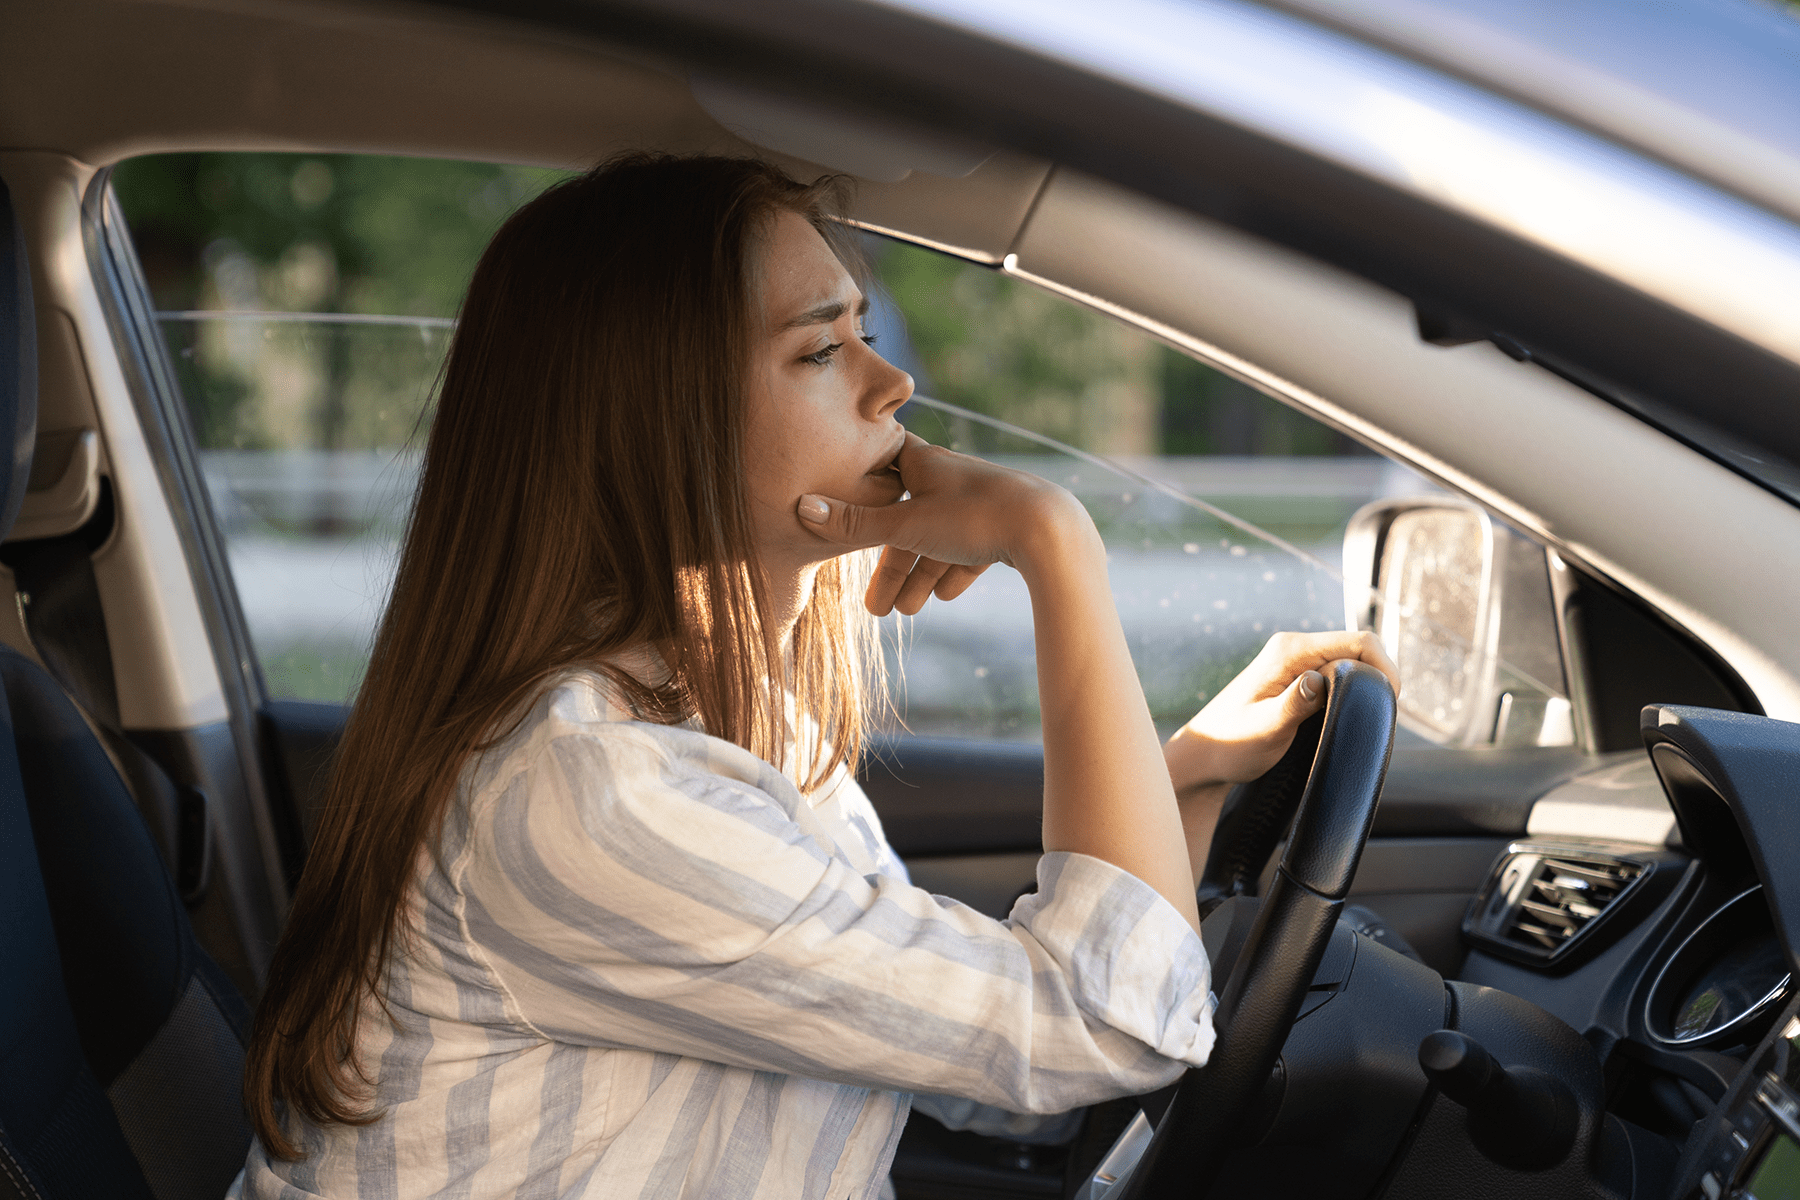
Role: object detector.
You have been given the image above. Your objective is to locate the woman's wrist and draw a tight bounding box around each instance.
[1164,724,1231,797]
[1177,778,1232,882]
[1009,488,1103,585]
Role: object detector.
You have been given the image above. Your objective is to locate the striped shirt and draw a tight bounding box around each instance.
[238,669,1215,1199]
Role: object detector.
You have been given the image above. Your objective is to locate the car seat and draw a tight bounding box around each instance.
[0,178,253,1198]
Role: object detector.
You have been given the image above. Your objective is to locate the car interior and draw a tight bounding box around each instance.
[6,0,1800,1198]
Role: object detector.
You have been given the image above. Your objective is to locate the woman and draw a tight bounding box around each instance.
[240,153,1396,1198]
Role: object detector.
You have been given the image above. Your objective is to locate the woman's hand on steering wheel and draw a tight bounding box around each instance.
[1164,631,1400,801]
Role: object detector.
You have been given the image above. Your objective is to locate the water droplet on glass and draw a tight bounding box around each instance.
[1230,545,1247,558]
[1183,543,1199,554]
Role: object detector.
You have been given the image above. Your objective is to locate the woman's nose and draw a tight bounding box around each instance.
[863,348,913,420]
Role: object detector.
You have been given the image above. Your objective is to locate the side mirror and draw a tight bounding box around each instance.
[1343,499,1576,749]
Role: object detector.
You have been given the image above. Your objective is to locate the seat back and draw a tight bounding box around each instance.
[0,176,252,1198]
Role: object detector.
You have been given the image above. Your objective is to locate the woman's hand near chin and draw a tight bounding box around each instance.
[796,431,1088,617]
[1162,630,1399,878]
[799,431,1208,934]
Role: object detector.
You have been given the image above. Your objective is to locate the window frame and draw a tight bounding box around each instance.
[83,168,302,909]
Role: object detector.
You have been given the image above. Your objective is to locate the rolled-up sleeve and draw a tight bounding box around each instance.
[451,724,1215,1117]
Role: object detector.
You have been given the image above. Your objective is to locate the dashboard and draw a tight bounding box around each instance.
[1443,704,1800,1200]
[1676,993,1800,1200]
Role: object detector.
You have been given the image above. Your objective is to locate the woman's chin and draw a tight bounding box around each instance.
[860,472,907,507]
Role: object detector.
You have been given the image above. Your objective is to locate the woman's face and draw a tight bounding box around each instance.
[744,209,913,573]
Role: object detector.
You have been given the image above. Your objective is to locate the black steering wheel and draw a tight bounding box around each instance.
[1114,658,1396,1199]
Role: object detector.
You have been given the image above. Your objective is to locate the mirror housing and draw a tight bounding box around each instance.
[1343,499,1575,749]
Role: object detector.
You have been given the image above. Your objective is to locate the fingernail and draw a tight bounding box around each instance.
[798,495,830,524]
[1299,671,1323,703]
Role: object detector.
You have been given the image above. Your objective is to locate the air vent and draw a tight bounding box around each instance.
[1465,843,1651,966]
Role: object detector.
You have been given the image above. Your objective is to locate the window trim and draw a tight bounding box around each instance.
[81,168,301,911]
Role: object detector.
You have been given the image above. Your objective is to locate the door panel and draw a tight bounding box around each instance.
[860,736,1043,857]
[904,853,1042,920]
[259,697,346,856]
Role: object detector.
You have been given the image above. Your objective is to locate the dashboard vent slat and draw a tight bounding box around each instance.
[1466,843,1651,966]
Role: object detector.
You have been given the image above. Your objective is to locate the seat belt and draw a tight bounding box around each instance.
[0,482,213,904]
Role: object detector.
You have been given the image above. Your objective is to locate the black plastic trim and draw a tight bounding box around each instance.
[1643,884,1791,1049]
[1642,706,1800,975]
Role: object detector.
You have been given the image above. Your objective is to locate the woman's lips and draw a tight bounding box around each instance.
[867,435,906,479]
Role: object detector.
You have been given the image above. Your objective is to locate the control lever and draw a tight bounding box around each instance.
[1418,1030,1578,1170]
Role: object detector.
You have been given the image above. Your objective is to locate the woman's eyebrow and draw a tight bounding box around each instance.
[777,295,871,333]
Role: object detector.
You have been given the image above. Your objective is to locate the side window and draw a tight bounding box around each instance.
[112,154,567,701]
[110,153,1575,751]
[868,240,1530,745]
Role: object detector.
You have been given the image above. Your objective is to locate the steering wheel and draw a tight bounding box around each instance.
[1113,658,1396,1199]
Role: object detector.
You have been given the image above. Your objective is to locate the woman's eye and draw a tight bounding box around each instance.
[800,342,844,366]
[861,333,879,349]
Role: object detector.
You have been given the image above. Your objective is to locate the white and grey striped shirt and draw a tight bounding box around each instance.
[239,670,1214,1199]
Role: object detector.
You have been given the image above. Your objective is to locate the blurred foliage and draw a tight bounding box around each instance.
[158,321,453,454]
[113,153,571,316]
[876,243,1161,455]
[259,639,370,703]
[873,239,1368,458]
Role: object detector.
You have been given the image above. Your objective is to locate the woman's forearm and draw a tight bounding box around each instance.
[1171,770,1231,886]
[1017,506,1201,934]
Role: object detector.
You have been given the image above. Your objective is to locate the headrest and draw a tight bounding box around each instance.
[0,178,38,543]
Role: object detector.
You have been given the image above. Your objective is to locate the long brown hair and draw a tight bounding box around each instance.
[244,154,881,1157]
